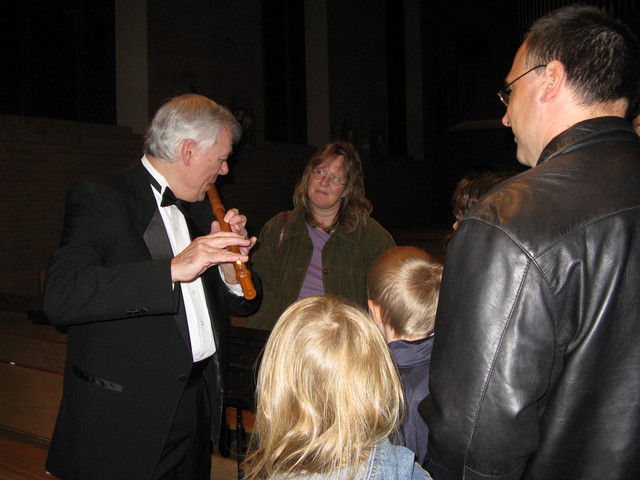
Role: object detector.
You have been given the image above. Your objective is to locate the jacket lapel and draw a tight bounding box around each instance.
[126,161,192,350]
[143,209,173,260]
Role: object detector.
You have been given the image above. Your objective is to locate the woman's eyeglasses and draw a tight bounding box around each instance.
[311,168,347,187]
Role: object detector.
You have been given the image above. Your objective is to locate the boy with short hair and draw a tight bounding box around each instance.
[367,246,443,466]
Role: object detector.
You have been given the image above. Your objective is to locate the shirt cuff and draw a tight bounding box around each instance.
[219,266,243,296]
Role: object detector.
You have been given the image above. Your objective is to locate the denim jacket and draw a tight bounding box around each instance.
[272,438,432,480]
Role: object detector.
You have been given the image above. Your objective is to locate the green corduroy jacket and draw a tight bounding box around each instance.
[246,206,395,330]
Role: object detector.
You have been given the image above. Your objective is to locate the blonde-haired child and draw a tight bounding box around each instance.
[241,295,431,480]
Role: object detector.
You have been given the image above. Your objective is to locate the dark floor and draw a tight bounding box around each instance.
[0,430,241,480]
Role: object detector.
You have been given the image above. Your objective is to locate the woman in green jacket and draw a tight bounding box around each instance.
[246,141,395,330]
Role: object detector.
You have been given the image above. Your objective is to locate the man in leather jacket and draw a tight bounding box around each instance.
[420,6,640,480]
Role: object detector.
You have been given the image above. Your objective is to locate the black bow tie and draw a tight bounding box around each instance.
[160,187,180,207]
[160,186,205,238]
[148,173,196,222]
[160,187,193,217]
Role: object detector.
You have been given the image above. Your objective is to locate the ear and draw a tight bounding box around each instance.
[368,300,384,326]
[180,139,197,166]
[539,60,566,103]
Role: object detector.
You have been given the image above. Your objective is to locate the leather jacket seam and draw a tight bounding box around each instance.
[455,218,560,335]
[462,259,533,466]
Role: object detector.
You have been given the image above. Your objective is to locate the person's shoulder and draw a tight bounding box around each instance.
[358,216,393,237]
[362,216,385,229]
[67,172,123,198]
[371,439,432,480]
[70,162,136,191]
[463,168,556,235]
[65,164,141,211]
[261,208,298,232]
[458,163,614,259]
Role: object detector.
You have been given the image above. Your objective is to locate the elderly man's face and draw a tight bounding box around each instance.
[183,127,233,202]
[501,43,546,168]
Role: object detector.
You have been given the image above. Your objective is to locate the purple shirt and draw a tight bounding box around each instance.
[298,223,332,300]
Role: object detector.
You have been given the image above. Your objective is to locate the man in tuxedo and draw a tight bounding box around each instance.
[42,94,261,479]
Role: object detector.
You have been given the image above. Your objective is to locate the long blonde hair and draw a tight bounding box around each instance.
[241,295,404,479]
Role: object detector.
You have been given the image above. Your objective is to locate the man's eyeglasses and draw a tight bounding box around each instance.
[497,64,547,107]
[311,168,347,187]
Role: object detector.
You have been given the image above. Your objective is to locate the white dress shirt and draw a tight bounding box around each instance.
[142,156,242,361]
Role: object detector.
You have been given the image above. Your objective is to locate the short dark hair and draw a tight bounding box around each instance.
[452,170,515,224]
[524,5,640,116]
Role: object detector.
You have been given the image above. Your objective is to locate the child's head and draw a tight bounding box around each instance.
[451,170,515,230]
[367,246,443,341]
[242,295,404,479]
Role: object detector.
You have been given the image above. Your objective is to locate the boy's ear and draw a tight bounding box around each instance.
[368,300,384,326]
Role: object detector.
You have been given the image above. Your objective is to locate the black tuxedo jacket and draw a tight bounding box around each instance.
[42,161,260,480]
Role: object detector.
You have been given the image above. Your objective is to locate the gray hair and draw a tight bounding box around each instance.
[144,94,242,163]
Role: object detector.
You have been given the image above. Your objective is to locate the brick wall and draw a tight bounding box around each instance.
[0,115,142,296]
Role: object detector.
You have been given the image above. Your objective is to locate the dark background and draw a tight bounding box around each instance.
[1,0,639,295]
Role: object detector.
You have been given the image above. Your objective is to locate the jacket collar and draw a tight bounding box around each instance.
[121,160,174,261]
[388,336,434,368]
[123,159,160,231]
[537,116,635,167]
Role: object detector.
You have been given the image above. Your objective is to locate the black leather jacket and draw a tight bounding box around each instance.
[421,117,640,480]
